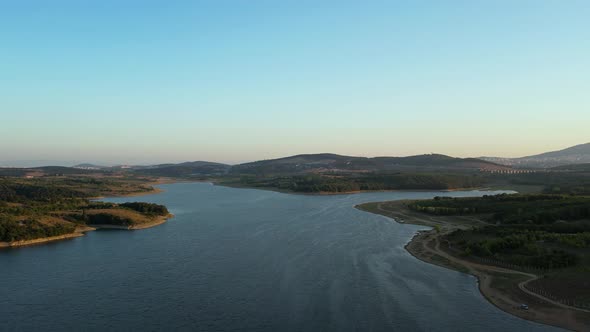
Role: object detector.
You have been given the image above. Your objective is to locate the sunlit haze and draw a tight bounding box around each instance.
[1,1,589,165]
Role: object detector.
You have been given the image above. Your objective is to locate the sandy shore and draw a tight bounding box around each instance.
[356,200,590,332]
[88,213,173,230]
[0,226,95,248]
[130,214,173,229]
[1,177,181,249]
[1,213,173,249]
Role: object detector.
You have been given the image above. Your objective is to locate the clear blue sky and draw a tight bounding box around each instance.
[1,1,589,165]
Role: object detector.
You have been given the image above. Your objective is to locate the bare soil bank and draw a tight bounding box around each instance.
[356,200,590,332]
[1,215,173,249]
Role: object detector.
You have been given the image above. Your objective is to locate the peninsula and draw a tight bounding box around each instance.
[356,195,590,331]
[0,171,172,248]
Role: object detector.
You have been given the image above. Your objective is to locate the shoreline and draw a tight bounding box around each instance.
[88,213,173,230]
[213,180,492,196]
[89,187,163,200]
[2,179,487,250]
[1,214,173,249]
[141,176,518,197]
[0,226,94,248]
[1,177,179,249]
[97,177,213,199]
[1,179,174,250]
[88,176,197,199]
[356,200,590,332]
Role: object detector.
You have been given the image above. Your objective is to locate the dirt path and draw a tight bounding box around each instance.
[425,231,590,313]
[356,200,590,331]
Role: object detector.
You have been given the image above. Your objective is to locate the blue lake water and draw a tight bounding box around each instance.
[0,183,559,331]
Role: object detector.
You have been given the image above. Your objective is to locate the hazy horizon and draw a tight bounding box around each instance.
[2,1,589,164]
[1,141,589,168]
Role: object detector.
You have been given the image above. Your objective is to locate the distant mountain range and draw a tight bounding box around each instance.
[2,153,509,178]
[481,143,590,168]
[73,163,107,169]
[4,143,588,173]
[4,143,589,178]
[0,160,79,168]
[117,153,508,177]
[0,166,97,177]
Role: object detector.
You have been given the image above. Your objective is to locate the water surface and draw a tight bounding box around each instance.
[0,183,558,331]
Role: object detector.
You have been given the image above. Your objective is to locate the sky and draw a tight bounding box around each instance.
[1,1,589,165]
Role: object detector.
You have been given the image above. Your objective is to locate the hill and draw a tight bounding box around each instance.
[132,161,231,177]
[0,166,100,177]
[230,153,509,175]
[73,163,108,169]
[525,142,590,159]
[0,162,233,179]
[551,163,590,172]
[482,143,590,168]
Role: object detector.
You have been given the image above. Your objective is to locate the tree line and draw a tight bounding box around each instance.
[234,172,486,193]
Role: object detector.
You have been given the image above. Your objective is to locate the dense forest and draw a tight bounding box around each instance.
[496,171,590,195]
[409,194,590,224]
[225,172,486,193]
[450,226,582,269]
[0,217,76,242]
[120,202,169,216]
[410,194,590,271]
[222,163,590,194]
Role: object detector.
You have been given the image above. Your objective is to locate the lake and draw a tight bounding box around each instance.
[0,183,559,331]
